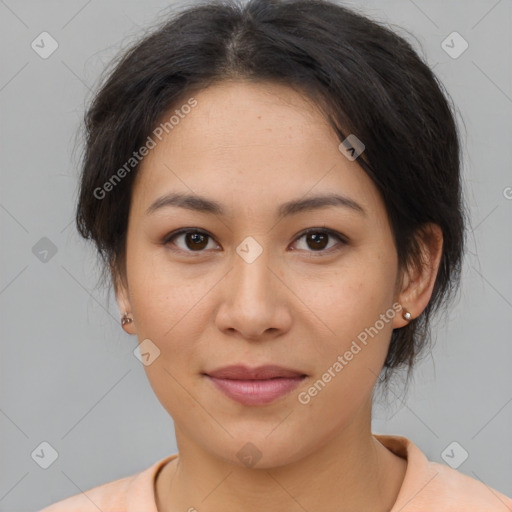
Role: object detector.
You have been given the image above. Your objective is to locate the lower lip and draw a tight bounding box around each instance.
[206,375,306,405]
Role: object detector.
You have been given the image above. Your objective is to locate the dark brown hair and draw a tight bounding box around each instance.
[75,0,467,394]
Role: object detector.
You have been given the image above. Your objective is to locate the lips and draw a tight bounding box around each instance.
[204,364,307,380]
[203,365,307,405]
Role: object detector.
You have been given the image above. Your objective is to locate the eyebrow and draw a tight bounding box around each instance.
[145,192,366,218]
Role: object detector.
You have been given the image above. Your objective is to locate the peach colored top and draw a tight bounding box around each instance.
[38,434,512,511]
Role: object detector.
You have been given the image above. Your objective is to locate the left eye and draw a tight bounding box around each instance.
[292,228,346,254]
[162,228,346,254]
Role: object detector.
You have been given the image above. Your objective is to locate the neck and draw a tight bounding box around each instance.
[155,400,406,512]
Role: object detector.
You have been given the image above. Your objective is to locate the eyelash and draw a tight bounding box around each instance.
[161,227,348,257]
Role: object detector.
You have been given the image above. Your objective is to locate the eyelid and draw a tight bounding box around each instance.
[295,227,348,244]
[162,227,348,255]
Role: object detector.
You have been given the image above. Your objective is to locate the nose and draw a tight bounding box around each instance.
[214,245,292,341]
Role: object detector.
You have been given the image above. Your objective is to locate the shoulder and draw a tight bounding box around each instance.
[423,459,512,510]
[375,434,512,511]
[36,474,133,512]
[37,454,177,512]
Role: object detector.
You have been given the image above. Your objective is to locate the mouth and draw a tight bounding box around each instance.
[202,365,308,406]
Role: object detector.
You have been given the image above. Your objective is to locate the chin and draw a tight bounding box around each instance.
[212,433,311,470]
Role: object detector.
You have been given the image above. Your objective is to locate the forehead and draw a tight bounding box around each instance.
[184,81,334,152]
[132,80,383,220]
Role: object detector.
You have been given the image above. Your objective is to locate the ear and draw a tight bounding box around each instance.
[113,269,137,336]
[393,223,443,329]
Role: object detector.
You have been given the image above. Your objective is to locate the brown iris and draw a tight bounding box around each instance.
[306,232,329,250]
[185,232,209,250]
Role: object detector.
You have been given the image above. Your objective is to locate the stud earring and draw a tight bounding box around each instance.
[402,310,412,321]
[121,312,133,326]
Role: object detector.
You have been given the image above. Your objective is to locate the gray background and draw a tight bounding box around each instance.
[0,0,511,510]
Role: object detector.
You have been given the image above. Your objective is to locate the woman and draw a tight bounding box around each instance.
[39,0,512,510]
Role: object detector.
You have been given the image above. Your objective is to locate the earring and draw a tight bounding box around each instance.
[402,309,412,321]
[121,312,133,326]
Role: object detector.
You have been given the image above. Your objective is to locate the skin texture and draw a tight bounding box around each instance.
[116,80,443,511]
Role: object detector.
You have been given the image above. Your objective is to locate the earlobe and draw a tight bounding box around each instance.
[119,305,137,335]
[392,304,413,329]
[121,312,136,335]
[114,272,137,335]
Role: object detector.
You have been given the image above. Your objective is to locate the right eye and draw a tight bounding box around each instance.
[162,229,220,254]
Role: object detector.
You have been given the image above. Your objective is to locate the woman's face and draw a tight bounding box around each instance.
[118,80,410,467]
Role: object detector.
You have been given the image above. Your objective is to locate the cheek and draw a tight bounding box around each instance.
[126,251,207,412]
[296,274,395,426]
[125,244,201,350]
[296,251,396,366]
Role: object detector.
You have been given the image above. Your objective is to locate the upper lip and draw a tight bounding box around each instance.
[205,365,307,380]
